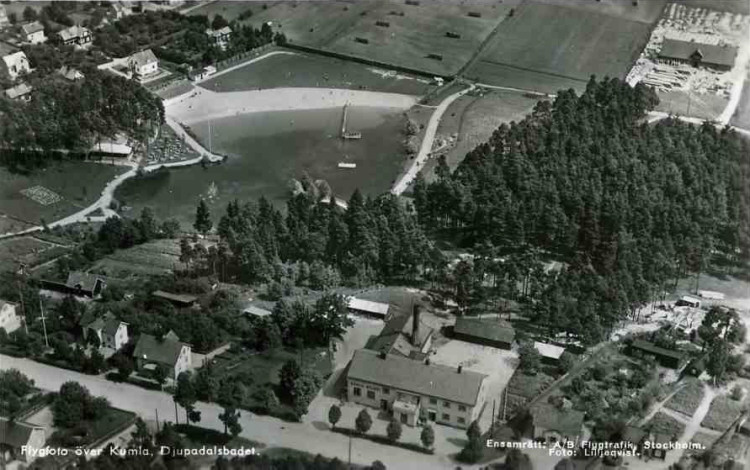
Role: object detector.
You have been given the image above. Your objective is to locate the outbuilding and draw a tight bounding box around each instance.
[453,317,515,349]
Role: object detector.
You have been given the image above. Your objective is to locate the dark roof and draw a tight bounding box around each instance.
[152,290,198,305]
[530,402,584,436]
[631,340,684,361]
[659,38,737,67]
[622,425,647,444]
[103,315,125,336]
[66,271,105,293]
[133,333,187,367]
[348,349,486,406]
[369,313,434,357]
[0,418,42,447]
[454,317,515,344]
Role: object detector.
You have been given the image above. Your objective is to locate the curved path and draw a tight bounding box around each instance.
[391,84,475,195]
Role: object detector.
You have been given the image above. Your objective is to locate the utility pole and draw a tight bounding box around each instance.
[348,434,352,469]
[17,281,28,335]
[38,297,49,348]
[155,408,160,433]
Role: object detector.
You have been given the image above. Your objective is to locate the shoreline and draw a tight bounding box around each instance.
[166,87,418,125]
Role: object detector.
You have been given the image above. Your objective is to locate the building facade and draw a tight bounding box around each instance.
[21,22,46,44]
[347,349,487,428]
[0,300,21,334]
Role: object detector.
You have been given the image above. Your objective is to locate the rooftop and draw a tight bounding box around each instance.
[243,305,272,317]
[128,48,158,68]
[152,290,198,305]
[454,317,515,344]
[631,339,684,361]
[134,333,187,367]
[66,271,105,293]
[659,38,737,67]
[348,297,390,316]
[21,21,44,35]
[534,341,565,360]
[348,349,486,406]
[0,418,43,447]
[530,402,584,436]
[369,312,433,357]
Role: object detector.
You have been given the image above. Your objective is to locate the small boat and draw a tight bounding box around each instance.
[338,162,357,169]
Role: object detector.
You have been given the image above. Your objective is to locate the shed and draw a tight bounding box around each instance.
[243,305,272,318]
[453,317,515,349]
[347,297,390,319]
[676,295,701,309]
[151,290,198,307]
[628,339,684,369]
[534,341,565,363]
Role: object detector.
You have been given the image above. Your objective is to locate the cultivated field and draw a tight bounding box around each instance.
[467,3,653,92]
[527,0,667,24]
[0,236,61,273]
[0,162,124,227]
[92,238,181,277]
[701,394,745,431]
[647,411,686,437]
[200,52,433,95]
[326,0,519,76]
[665,379,705,417]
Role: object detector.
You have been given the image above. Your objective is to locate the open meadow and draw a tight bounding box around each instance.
[467,2,654,92]
[325,0,519,76]
[92,238,182,278]
[200,51,433,95]
[656,90,730,121]
[0,162,125,228]
[0,236,64,273]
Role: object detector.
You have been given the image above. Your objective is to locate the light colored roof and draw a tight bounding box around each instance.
[91,141,132,155]
[152,290,197,305]
[243,305,271,317]
[534,341,565,360]
[58,25,91,42]
[21,21,44,35]
[134,333,187,367]
[128,49,158,68]
[659,38,737,67]
[348,297,389,316]
[206,26,232,37]
[5,83,32,99]
[58,66,84,81]
[2,51,28,69]
[0,299,16,310]
[348,349,486,406]
[680,295,701,303]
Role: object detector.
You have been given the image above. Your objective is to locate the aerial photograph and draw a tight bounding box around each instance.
[0,0,748,469]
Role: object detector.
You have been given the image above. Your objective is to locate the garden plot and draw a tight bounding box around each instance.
[20,186,62,206]
[701,394,745,431]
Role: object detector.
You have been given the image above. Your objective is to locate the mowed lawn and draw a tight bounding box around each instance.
[326,0,519,76]
[200,52,433,95]
[468,3,653,92]
[0,162,125,227]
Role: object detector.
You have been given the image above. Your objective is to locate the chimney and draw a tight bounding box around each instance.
[412,304,421,346]
[458,365,463,374]
[379,350,387,360]
[425,357,430,365]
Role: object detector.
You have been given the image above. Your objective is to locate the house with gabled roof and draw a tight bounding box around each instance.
[57,25,92,48]
[66,271,106,298]
[205,26,232,50]
[58,66,84,81]
[133,331,192,380]
[0,417,46,463]
[347,348,487,428]
[5,82,32,101]
[0,50,31,81]
[20,21,46,44]
[0,299,21,334]
[529,401,584,445]
[659,38,737,71]
[82,311,129,351]
[127,49,158,79]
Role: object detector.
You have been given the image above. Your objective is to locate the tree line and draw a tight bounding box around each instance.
[414,77,750,343]
[0,68,164,169]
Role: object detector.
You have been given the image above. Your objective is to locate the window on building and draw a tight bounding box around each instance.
[443,401,451,408]
[367,390,376,399]
[353,387,361,397]
[459,405,467,412]
[430,398,437,405]
[442,413,450,421]
[383,387,390,394]
[458,417,466,424]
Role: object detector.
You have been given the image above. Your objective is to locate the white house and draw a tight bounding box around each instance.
[4,82,32,101]
[83,312,129,350]
[57,25,92,48]
[133,331,192,380]
[20,21,46,44]
[0,51,31,81]
[206,26,232,50]
[127,49,158,79]
[0,5,9,28]
[0,300,21,334]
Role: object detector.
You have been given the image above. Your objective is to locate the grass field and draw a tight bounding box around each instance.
[665,379,704,417]
[701,395,744,431]
[527,0,667,24]
[657,90,729,121]
[200,52,433,95]
[0,162,124,227]
[326,0,519,76]
[92,238,181,277]
[468,3,652,92]
[425,89,539,180]
[0,236,62,273]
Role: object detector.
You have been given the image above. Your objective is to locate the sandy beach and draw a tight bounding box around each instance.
[165,87,419,125]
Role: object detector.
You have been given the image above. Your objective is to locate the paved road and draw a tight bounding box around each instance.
[0,354,475,469]
[391,85,475,195]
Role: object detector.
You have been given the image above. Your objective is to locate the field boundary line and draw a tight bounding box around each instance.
[477,59,590,84]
